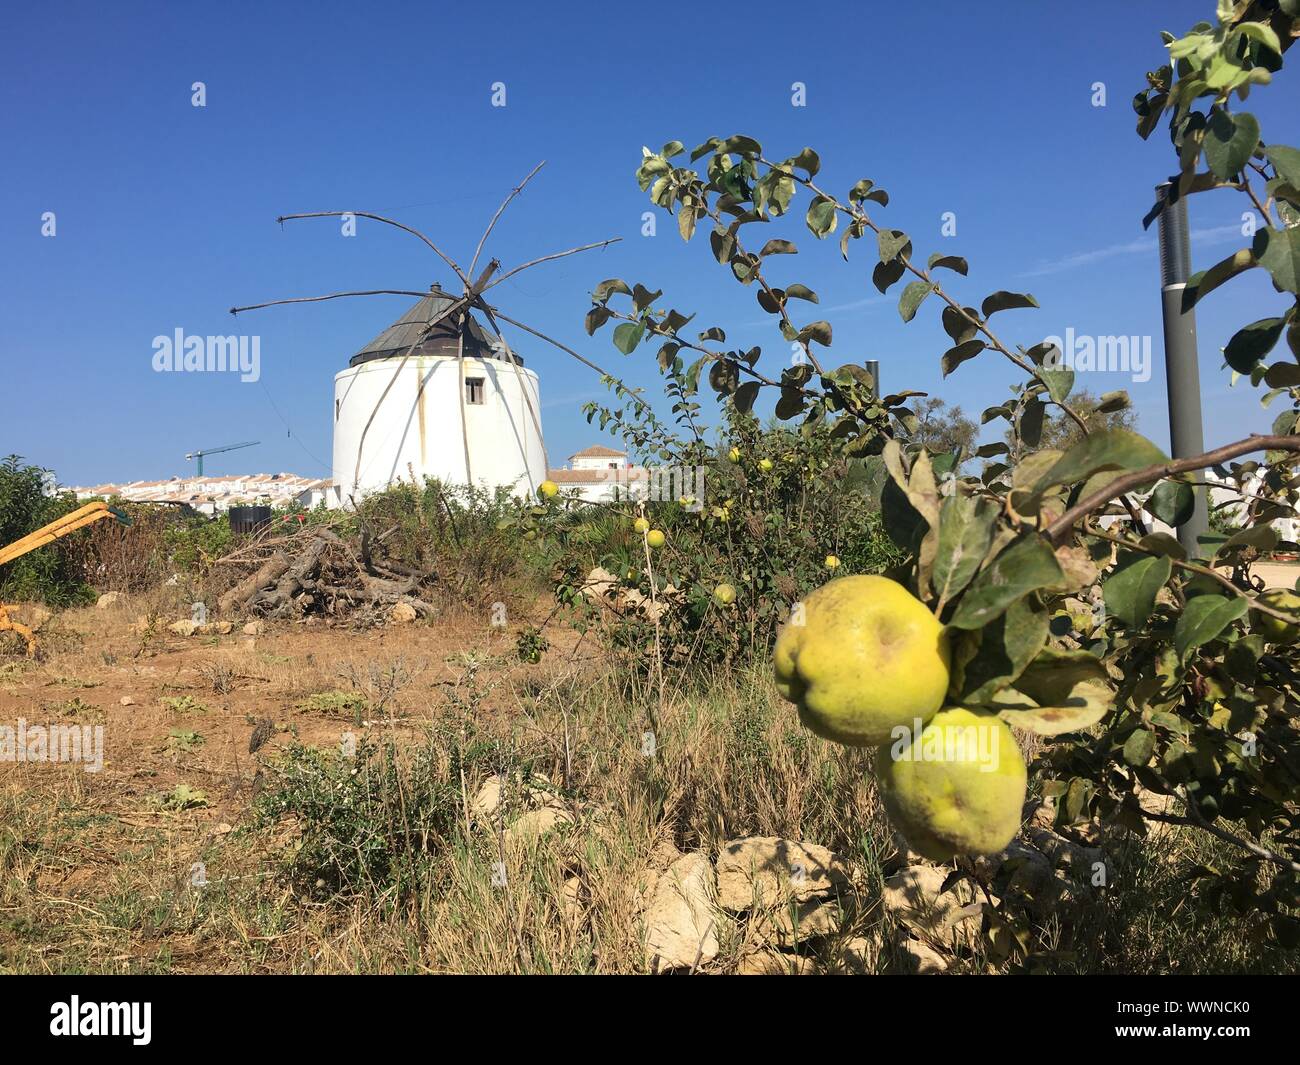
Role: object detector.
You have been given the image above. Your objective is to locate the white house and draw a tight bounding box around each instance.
[547,446,648,503]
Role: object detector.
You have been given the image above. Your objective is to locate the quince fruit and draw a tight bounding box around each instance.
[877,706,1026,861]
[774,575,949,747]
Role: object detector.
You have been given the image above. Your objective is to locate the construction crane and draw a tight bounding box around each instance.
[1,501,131,655]
[185,440,259,476]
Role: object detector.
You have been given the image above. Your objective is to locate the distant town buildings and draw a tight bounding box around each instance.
[71,473,331,515]
[68,445,644,513]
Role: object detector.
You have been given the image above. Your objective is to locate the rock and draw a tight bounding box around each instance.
[562,876,583,922]
[882,866,979,946]
[505,806,574,844]
[896,938,948,974]
[716,837,851,911]
[96,592,121,609]
[168,620,200,637]
[242,621,264,636]
[471,772,558,824]
[119,696,135,706]
[756,896,849,948]
[834,934,881,975]
[644,853,719,973]
[389,602,418,624]
[197,621,233,636]
[737,949,816,975]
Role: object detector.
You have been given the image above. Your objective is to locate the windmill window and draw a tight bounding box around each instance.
[465,377,486,405]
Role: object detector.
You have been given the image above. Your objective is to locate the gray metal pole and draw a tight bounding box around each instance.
[1155,183,1210,555]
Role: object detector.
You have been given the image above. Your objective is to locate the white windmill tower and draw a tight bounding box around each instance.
[332,284,545,500]
[230,163,622,508]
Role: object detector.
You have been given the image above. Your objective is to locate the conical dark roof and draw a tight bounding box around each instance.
[349,285,518,367]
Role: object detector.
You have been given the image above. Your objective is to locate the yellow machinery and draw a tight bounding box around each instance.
[0,501,130,655]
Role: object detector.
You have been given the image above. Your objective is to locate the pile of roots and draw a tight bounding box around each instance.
[217,522,436,625]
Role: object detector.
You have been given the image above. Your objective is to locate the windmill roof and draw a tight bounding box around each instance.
[350,286,520,367]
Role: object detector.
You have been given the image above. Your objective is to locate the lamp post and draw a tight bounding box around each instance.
[1155,183,1210,554]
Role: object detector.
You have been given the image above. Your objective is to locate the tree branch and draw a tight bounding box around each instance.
[1046,434,1300,545]
[276,211,468,287]
[484,239,623,292]
[230,289,432,315]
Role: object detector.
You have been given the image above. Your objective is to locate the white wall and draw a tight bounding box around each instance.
[333,355,545,504]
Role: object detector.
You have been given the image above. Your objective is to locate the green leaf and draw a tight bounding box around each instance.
[941,339,985,376]
[1183,247,1257,310]
[997,649,1114,735]
[584,306,612,336]
[732,380,760,415]
[981,291,1039,317]
[1204,109,1260,180]
[948,535,1064,630]
[872,259,905,294]
[1123,728,1157,767]
[927,253,968,276]
[1102,553,1172,628]
[898,281,934,323]
[805,197,837,238]
[612,321,644,354]
[797,321,833,347]
[784,284,819,303]
[941,305,979,344]
[1253,226,1300,294]
[1148,480,1195,527]
[1264,144,1300,189]
[932,494,1000,605]
[878,229,910,263]
[719,134,762,157]
[759,239,798,257]
[1174,594,1248,660]
[959,597,1050,702]
[632,284,662,312]
[593,278,632,304]
[998,681,1112,736]
[1031,429,1168,496]
[791,147,821,177]
[1094,390,1131,414]
[774,387,805,420]
[1019,399,1046,449]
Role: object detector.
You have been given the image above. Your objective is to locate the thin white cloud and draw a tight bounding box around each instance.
[1020,222,1246,278]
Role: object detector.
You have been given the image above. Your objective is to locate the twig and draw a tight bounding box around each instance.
[469,161,546,279]
[484,239,623,292]
[276,211,468,287]
[1046,434,1300,545]
[230,289,431,315]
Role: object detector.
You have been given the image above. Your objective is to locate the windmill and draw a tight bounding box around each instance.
[230,163,637,506]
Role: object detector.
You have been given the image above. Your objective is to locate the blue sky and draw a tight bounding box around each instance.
[2,0,1295,486]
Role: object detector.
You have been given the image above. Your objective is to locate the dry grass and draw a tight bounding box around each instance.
[1,594,1293,975]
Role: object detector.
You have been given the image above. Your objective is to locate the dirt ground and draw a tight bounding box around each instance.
[0,597,588,923]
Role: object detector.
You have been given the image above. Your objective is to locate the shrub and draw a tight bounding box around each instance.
[0,455,94,606]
